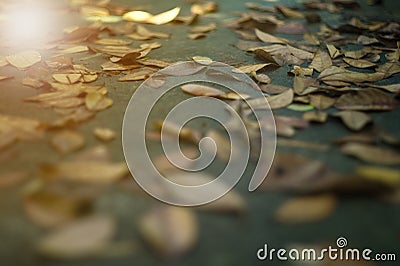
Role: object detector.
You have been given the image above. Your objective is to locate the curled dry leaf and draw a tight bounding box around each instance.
[190,23,217,34]
[309,94,336,109]
[318,66,385,83]
[6,50,41,70]
[93,38,132,46]
[40,161,128,183]
[251,71,271,84]
[356,166,400,187]
[309,50,332,72]
[265,88,294,109]
[275,194,337,223]
[123,7,180,25]
[333,111,372,131]
[341,143,400,165]
[303,111,328,123]
[138,206,198,258]
[232,63,271,74]
[326,44,341,59]
[334,89,397,111]
[37,215,116,258]
[277,6,304,19]
[290,66,313,76]
[255,28,288,44]
[93,127,116,142]
[126,25,170,40]
[52,74,82,85]
[181,84,224,97]
[119,68,156,81]
[188,33,206,40]
[85,92,113,111]
[51,130,85,154]
[293,76,319,95]
[343,57,376,68]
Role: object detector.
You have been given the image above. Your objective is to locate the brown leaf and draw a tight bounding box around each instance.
[190,23,217,34]
[318,66,385,83]
[309,49,332,72]
[343,58,375,68]
[37,216,115,258]
[277,6,305,19]
[326,44,341,59]
[122,7,180,25]
[333,111,372,131]
[251,71,271,84]
[232,63,271,74]
[187,33,206,40]
[255,28,288,44]
[52,74,82,84]
[138,206,198,258]
[51,130,85,154]
[40,161,128,183]
[126,25,170,40]
[93,38,132,46]
[181,84,224,97]
[293,76,319,95]
[93,127,116,142]
[341,143,400,165]
[334,89,397,111]
[118,68,156,81]
[6,50,41,69]
[303,111,328,123]
[265,89,294,109]
[309,94,336,109]
[275,194,337,223]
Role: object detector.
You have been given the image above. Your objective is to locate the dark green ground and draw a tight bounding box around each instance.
[0,0,399,265]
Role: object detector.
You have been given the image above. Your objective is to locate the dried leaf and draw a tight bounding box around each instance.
[277,6,305,19]
[251,71,271,84]
[309,94,336,109]
[341,143,400,165]
[93,127,116,142]
[118,68,156,81]
[356,166,400,187]
[52,74,82,84]
[326,44,341,59]
[265,89,294,109]
[232,63,271,74]
[309,50,332,72]
[6,50,41,69]
[255,28,288,44]
[93,38,132,46]
[181,84,224,97]
[293,76,318,95]
[318,66,385,83]
[123,7,180,25]
[37,216,115,258]
[334,89,397,111]
[303,111,328,123]
[40,161,128,183]
[51,130,85,154]
[187,33,206,40]
[190,23,217,34]
[333,111,372,131]
[343,57,376,68]
[126,25,170,40]
[138,206,198,257]
[275,194,337,223]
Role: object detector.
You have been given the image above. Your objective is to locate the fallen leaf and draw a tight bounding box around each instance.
[343,57,376,68]
[93,38,132,46]
[187,33,206,40]
[6,50,41,69]
[318,66,385,83]
[181,84,224,97]
[37,215,115,258]
[93,127,116,142]
[293,76,319,95]
[138,206,198,257]
[265,89,294,109]
[118,68,156,81]
[309,50,332,72]
[275,194,337,223]
[309,94,336,109]
[334,89,397,111]
[333,111,372,131]
[255,28,288,44]
[232,63,271,74]
[126,25,170,40]
[356,166,400,187]
[277,6,305,19]
[52,73,82,84]
[190,23,217,34]
[51,130,85,154]
[303,111,328,123]
[123,7,180,25]
[326,44,341,59]
[341,143,400,165]
[40,161,128,183]
[251,71,271,84]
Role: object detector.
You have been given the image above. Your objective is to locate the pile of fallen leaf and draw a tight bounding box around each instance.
[0,0,399,262]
